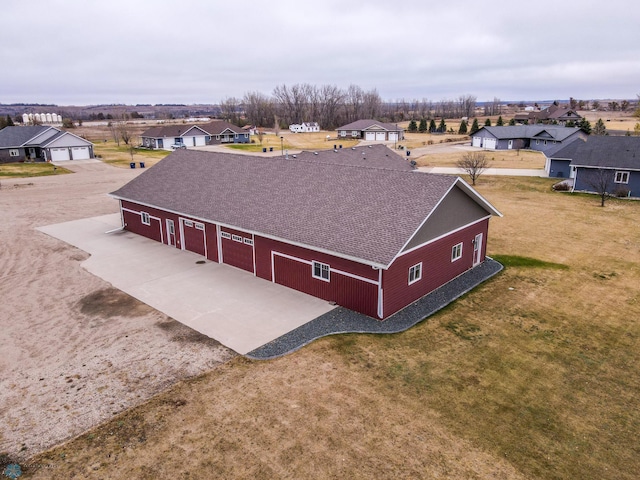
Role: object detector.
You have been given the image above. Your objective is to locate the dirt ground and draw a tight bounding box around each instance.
[0,161,235,461]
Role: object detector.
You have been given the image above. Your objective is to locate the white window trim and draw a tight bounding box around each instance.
[9,149,20,157]
[451,242,463,262]
[141,212,151,225]
[408,262,422,285]
[184,220,194,227]
[614,171,630,184]
[232,234,242,242]
[221,231,231,240]
[243,238,254,246]
[312,261,330,282]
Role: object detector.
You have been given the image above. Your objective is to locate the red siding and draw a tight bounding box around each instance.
[220,227,254,273]
[383,219,489,317]
[181,219,206,256]
[119,201,491,320]
[255,236,380,317]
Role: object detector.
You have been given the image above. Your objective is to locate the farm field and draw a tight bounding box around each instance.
[17,172,640,479]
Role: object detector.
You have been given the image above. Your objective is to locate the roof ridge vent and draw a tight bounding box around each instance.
[314,152,318,155]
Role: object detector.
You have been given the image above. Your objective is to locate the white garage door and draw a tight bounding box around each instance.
[483,138,497,149]
[71,147,90,159]
[365,132,375,141]
[50,148,70,161]
[388,132,398,142]
[472,136,482,147]
[375,132,386,141]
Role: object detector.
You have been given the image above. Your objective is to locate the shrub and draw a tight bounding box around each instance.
[553,182,571,191]
[614,187,630,198]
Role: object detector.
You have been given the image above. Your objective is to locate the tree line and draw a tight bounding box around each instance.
[219,84,479,130]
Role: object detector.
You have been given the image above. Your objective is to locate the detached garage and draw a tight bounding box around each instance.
[110,146,501,320]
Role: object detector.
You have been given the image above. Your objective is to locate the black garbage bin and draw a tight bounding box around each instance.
[406,150,411,157]
[262,147,267,153]
[139,162,145,168]
[129,162,135,169]
[269,147,273,152]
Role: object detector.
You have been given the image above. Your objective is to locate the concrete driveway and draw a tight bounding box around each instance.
[38,214,336,355]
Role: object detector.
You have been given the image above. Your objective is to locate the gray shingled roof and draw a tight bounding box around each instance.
[110,149,473,267]
[475,125,582,141]
[336,119,404,132]
[546,138,586,159]
[0,126,52,148]
[291,144,414,171]
[200,121,244,135]
[560,136,640,170]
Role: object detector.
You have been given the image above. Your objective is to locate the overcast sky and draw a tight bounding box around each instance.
[3,0,639,105]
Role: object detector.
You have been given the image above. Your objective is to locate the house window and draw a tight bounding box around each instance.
[141,212,151,225]
[232,234,242,242]
[451,243,463,262]
[221,231,231,240]
[352,131,358,137]
[195,223,205,231]
[216,135,220,140]
[243,238,253,246]
[9,149,19,157]
[184,220,193,227]
[408,263,422,285]
[312,261,330,281]
[536,140,540,145]
[174,138,183,145]
[615,171,630,184]
[340,131,346,137]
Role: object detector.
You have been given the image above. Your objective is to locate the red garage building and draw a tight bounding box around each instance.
[110,145,501,319]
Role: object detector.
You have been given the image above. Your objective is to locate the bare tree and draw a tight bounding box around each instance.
[585,168,613,207]
[220,97,240,124]
[457,152,490,186]
[118,122,133,145]
[108,122,120,146]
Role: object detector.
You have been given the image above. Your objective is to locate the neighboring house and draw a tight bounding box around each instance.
[289,122,320,133]
[0,125,94,163]
[546,136,640,197]
[201,121,250,144]
[516,104,582,126]
[470,126,587,153]
[140,125,210,150]
[110,146,501,320]
[336,120,404,142]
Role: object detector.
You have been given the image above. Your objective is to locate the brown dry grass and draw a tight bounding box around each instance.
[0,162,72,179]
[93,141,170,168]
[22,176,640,479]
[415,149,546,169]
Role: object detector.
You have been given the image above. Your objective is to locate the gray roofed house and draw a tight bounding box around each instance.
[0,125,94,163]
[110,147,500,319]
[470,125,587,152]
[336,119,404,143]
[200,121,250,145]
[546,136,640,197]
[140,124,210,150]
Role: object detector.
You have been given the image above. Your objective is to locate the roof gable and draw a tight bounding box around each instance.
[0,125,53,148]
[568,136,640,170]
[111,149,498,267]
[141,124,209,138]
[337,119,403,132]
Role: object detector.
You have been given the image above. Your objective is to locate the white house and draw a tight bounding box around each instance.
[289,122,320,133]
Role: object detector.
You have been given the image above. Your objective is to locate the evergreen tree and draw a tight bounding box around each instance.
[458,119,468,134]
[429,119,437,133]
[578,117,592,134]
[593,118,607,135]
[438,118,446,132]
[6,115,14,127]
[496,116,504,126]
[418,118,427,133]
[565,120,575,128]
[470,118,480,134]
[484,118,492,126]
[508,118,516,126]
[408,119,418,133]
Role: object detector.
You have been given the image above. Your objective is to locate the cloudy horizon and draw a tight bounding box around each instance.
[2,0,639,106]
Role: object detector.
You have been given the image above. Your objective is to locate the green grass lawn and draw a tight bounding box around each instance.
[0,162,72,178]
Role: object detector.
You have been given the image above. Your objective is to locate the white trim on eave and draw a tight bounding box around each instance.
[110,194,389,270]
[570,164,640,173]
